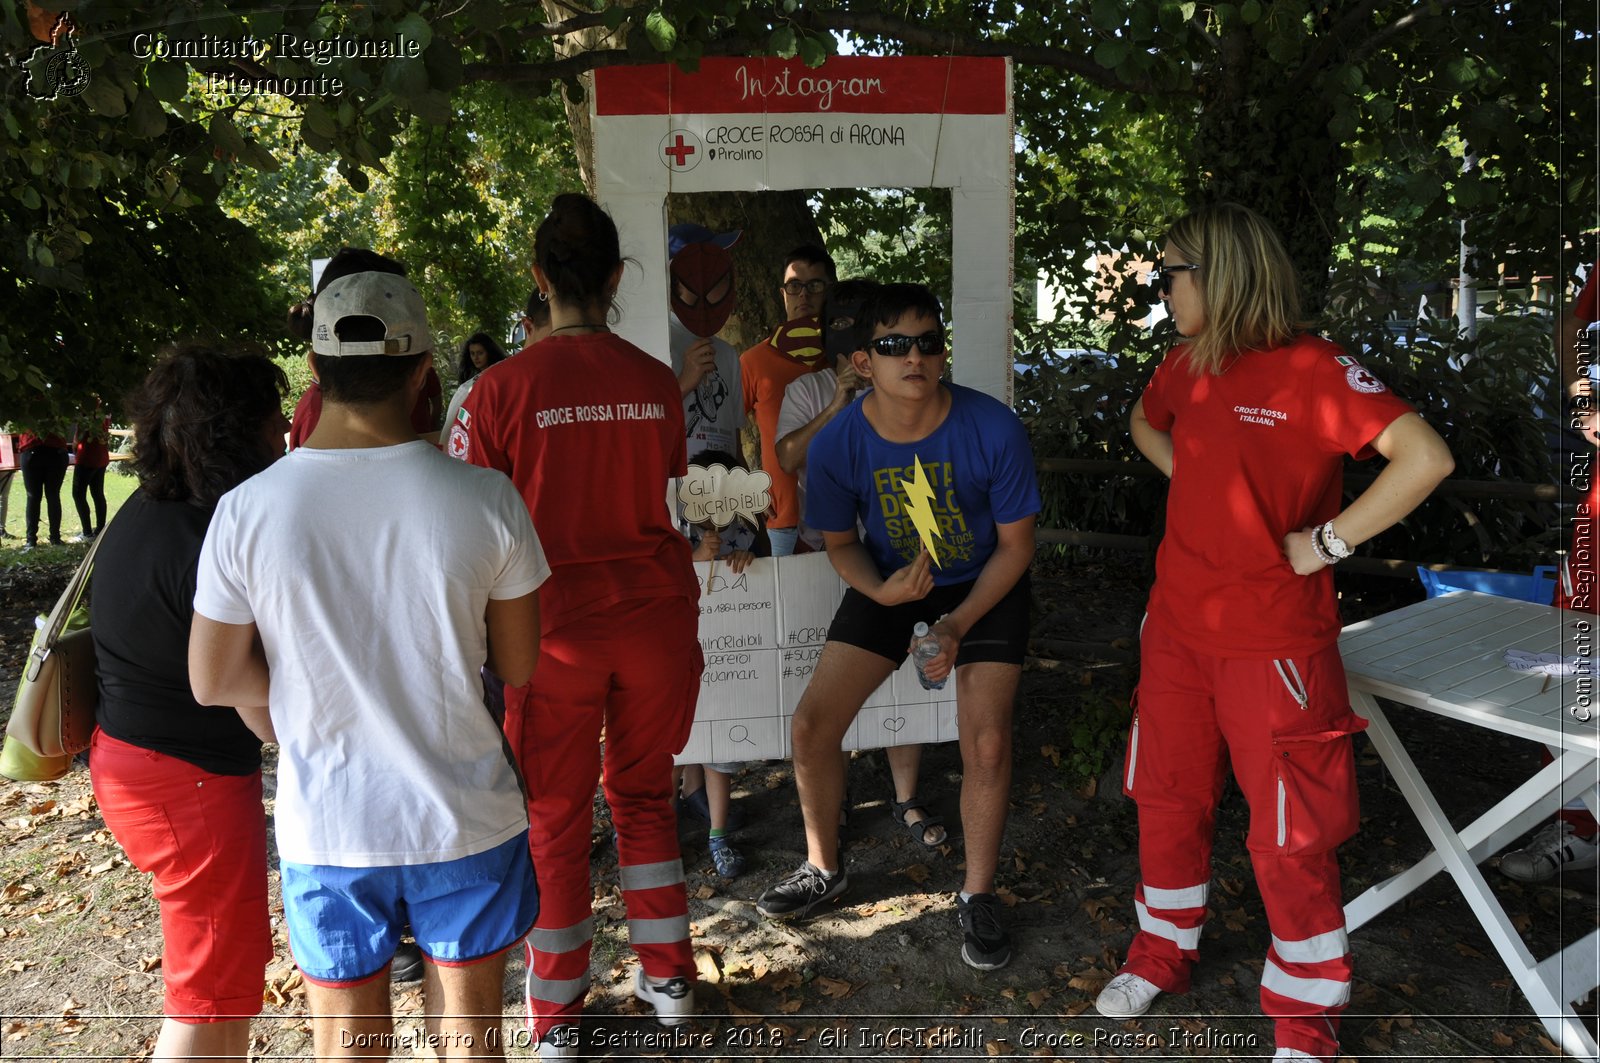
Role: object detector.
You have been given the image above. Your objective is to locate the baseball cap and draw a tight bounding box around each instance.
[668,222,742,261]
[312,272,434,356]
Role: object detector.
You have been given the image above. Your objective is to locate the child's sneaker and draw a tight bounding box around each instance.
[708,834,745,879]
[1500,820,1600,882]
[633,968,695,1025]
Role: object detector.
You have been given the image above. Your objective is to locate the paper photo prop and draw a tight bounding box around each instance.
[679,551,958,764]
[680,462,772,528]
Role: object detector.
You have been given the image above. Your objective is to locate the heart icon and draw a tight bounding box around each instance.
[884,717,906,733]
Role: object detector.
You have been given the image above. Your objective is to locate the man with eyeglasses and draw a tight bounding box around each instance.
[739,244,836,556]
[756,282,1040,973]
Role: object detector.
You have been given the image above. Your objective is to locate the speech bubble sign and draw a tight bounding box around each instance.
[679,463,772,528]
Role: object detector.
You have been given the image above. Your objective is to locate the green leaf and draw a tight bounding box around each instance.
[1241,0,1261,23]
[382,57,430,101]
[1179,1,1196,19]
[1091,0,1124,32]
[603,4,628,29]
[394,12,433,52]
[303,101,338,139]
[35,244,54,269]
[644,11,678,52]
[771,25,798,58]
[1447,56,1478,86]
[783,0,799,12]
[1093,39,1130,70]
[127,89,168,139]
[210,114,245,157]
[145,61,187,104]
[798,35,827,68]
[81,77,127,118]
[19,186,41,210]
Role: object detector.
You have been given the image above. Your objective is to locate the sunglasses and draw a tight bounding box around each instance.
[1148,262,1200,296]
[780,278,829,296]
[870,330,945,357]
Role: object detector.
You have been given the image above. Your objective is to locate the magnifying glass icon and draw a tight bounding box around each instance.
[729,725,755,746]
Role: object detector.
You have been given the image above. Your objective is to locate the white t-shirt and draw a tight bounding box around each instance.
[669,315,743,461]
[195,441,549,867]
[776,369,865,551]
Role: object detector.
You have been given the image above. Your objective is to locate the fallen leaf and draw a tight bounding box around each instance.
[1453,942,1484,959]
[984,1039,1014,1055]
[776,998,803,1014]
[1040,745,1061,768]
[139,955,161,973]
[815,976,855,1000]
[902,863,930,884]
[762,969,801,992]
[1026,987,1051,1008]
[693,884,716,900]
[1491,1030,1514,1048]
[27,801,55,815]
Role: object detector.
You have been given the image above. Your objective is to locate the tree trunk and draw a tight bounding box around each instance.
[1190,27,1344,315]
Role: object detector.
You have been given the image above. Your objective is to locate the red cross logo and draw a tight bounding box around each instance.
[664,134,696,167]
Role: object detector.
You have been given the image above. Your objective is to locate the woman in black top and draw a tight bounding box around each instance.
[89,345,287,1062]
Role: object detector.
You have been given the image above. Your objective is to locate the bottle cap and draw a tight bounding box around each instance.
[913,621,930,637]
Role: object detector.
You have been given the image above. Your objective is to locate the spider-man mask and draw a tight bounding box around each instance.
[670,243,736,338]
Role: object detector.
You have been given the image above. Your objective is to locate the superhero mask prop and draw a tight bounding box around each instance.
[670,243,736,338]
[771,314,826,368]
[823,289,874,364]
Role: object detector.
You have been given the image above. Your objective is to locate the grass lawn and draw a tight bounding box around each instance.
[0,463,139,566]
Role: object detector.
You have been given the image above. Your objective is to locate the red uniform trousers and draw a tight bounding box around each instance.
[506,596,703,1037]
[1122,616,1365,1061]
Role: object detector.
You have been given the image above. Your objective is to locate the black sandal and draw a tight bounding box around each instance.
[892,797,947,848]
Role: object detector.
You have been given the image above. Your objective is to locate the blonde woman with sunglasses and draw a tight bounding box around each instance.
[1097,203,1454,1062]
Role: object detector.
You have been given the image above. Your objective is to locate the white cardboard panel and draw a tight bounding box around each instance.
[676,553,962,763]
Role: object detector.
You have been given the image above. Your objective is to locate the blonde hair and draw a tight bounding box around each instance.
[1166,202,1309,375]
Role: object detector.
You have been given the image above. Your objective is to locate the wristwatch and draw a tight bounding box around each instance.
[1319,520,1353,561]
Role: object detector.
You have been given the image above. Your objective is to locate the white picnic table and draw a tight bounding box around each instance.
[1340,591,1600,1060]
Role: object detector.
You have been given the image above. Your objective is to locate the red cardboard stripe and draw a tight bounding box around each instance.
[595,56,1007,116]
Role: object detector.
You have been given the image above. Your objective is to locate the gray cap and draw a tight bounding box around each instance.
[312,272,434,356]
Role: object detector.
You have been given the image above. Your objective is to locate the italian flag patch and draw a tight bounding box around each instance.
[455,407,470,427]
[1335,355,1359,367]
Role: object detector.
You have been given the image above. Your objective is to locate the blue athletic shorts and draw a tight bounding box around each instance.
[280,831,537,986]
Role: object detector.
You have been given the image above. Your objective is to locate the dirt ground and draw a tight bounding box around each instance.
[1,551,1597,1061]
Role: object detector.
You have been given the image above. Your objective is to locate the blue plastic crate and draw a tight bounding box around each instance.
[1415,565,1558,604]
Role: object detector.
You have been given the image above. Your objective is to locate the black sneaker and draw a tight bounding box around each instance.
[390,939,424,983]
[756,862,848,919]
[956,893,1012,970]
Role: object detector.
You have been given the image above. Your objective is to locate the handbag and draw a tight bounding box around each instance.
[5,527,108,761]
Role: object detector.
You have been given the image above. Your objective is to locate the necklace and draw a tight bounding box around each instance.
[548,323,609,335]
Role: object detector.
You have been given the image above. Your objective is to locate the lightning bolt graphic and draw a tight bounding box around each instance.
[899,455,944,567]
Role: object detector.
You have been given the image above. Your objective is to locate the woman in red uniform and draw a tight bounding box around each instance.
[1093,203,1454,1062]
[457,194,702,1058]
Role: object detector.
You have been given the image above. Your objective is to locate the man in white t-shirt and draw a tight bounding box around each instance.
[189,270,548,1060]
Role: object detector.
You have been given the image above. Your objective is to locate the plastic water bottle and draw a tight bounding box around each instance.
[911,621,946,691]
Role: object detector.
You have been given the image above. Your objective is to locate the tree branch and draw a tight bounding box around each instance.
[811,9,1163,95]
[467,9,1177,97]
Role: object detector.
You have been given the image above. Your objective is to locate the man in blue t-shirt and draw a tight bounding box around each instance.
[755,283,1040,971]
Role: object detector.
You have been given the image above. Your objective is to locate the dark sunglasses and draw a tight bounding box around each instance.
[780,278,829,296]
[870,330,945,357]
[1148,262,1200,295]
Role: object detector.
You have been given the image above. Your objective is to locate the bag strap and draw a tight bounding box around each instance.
[23,514,115,682]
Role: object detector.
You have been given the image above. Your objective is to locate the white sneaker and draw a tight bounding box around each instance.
[1500,820,1600,883]
[533,1025,580,1058]
[1273,1050,1318,1060]
[1094,971,1162,1018]
[633,967,695,1025]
